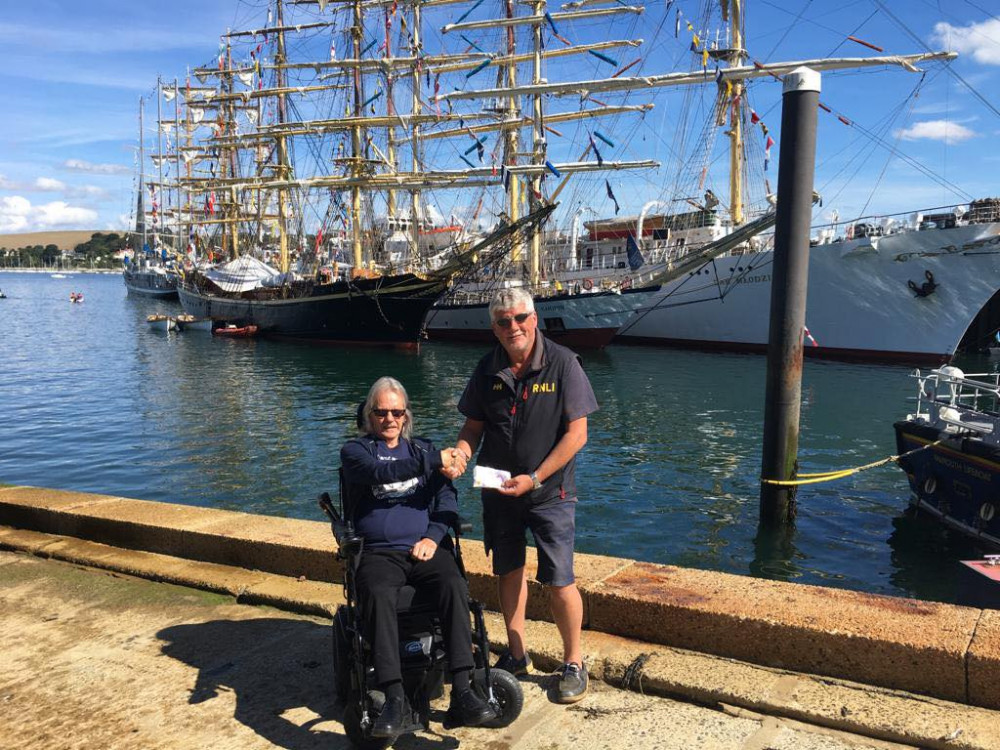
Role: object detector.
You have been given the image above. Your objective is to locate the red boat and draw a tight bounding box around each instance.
[213,323,259,338]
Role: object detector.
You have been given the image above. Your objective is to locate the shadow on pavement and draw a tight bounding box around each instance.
[157,617,459,750]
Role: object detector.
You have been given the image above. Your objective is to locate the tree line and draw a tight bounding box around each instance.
[0,232,129,268]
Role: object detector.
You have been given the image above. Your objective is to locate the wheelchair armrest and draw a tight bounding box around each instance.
[453,515,473,536]
[318,491,362,554]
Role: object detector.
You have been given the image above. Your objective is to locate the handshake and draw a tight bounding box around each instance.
[439,447,470,480]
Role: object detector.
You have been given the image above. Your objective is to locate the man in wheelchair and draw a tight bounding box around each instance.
[335,376,501,740]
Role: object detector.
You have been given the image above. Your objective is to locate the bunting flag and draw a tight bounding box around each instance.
[467,59,491,78]
[764,136,775,171]
[315,226,324,253]
[605,180,620,214]
[594,130,615,147]
[461,35,485,54]
[455,0,484,25]
[626,234,644,270]
[612,58,641,78]
[238,71,254,88]
[589,133,604,166]
[750,109,760,124]
[163,88,176,102]
[589,50,619,67]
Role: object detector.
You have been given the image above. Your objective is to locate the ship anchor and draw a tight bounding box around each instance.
[907,270,937,297]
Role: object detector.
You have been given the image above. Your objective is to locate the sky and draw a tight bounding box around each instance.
[1,0,999,235]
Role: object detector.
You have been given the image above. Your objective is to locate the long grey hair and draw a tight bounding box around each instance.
[359,376,413,439]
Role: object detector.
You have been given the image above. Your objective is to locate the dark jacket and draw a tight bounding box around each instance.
[458,332,598,505]
[340,436,457,550]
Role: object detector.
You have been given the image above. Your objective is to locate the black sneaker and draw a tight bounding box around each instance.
[446,688,497,727]
[556,662,588,704]
[494,650,533,676]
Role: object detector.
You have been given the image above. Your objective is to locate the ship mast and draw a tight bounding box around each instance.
[156,76,165,253]
[728,0,745,226]
[351,0,364,272]
[275,0,292,274]
[138,97,147,264]
[528,0,544,285]
[504,0,522,264]
[410,1,423,261]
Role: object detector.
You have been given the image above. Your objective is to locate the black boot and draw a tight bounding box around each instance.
[371,695,406,738]
[447,688,497,727]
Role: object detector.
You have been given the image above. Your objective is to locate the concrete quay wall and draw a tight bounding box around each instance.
[1,483,998,712]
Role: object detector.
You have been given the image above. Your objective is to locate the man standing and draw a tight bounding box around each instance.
[452,288,597,704]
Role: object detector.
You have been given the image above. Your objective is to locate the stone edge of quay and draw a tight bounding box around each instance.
[0,484,997,714]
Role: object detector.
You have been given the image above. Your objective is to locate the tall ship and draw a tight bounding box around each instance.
[140,0,560,345]
[123,97,179,300]
[419,0,965,350]
[565,0,998,363]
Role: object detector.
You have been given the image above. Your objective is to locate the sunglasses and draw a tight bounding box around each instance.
[493,312,533,328]
[372,408,406,418]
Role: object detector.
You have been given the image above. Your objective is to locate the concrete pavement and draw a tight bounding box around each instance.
[0,551,925,750]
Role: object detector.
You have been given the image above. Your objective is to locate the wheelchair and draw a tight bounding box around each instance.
[319,489,524,749]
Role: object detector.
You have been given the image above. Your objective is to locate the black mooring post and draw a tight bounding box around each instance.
[760,67,821,528]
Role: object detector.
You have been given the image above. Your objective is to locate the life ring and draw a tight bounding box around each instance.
[582,278,594,291]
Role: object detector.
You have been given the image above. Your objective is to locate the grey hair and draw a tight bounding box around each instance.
[360,376,413,439]
[488,287,535,319]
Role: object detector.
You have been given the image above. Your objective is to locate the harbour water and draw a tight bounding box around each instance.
[0,271,991,604]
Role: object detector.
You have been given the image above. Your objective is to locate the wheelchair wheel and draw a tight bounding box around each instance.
[331,612,351,700]
[480,668,523,728]
[343,692,391,750]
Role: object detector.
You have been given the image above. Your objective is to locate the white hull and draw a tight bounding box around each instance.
[617,222,1000,363]
[426,287,659,348]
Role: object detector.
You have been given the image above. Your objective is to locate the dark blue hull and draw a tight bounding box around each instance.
[894,420,1000,549]
[178,272,445,346]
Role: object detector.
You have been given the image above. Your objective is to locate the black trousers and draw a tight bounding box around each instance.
[355,546,475,686]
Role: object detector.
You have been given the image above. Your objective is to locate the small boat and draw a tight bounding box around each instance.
[69,292,84,303]
[51,274,67,279]
[0,289,7,299]
[146,313,176,331]
[213,323,258,338]
[894,366,1000,549]
[174,314,213,332]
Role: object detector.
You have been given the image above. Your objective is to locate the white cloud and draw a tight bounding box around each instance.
[0,196,32,232]
[932,20,1000,66]
[0,195,98,232]
[34,177,66,191]
[895,120,976,144]
[61,159,131,176]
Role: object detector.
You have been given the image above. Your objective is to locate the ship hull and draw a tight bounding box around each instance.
[123,268,179,299]
[616,223,1000,364]
[178,273,445,346]
[894,419,1000,549]
[425,287,660,349]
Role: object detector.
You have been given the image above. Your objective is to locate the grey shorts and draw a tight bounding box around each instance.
[482,491,576,587]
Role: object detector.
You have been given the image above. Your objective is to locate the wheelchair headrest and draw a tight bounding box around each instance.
[355,401,366,430]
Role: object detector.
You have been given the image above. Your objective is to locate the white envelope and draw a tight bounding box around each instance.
[472,465,511,489]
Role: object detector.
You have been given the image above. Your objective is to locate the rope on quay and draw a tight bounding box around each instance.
[760,439,944,487]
